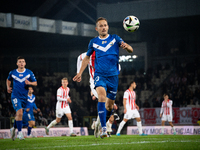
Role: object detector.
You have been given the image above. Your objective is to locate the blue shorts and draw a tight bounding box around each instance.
[23,111,35,124]
[94,75,118,100]
[11,97,26,112]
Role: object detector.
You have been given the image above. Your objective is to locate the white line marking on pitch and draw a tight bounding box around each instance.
[5,140,199,150]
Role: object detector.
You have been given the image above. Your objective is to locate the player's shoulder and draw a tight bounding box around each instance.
[110,34,121,39]
[58,86,62,90]
[124,89,129,93]
[25,68,33,73]
[90,36,99,43]
[9,69,17,74]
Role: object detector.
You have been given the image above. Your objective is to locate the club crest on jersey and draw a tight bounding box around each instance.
[109,42,114,46]
[19,74,23,77]
[102,41,107,44]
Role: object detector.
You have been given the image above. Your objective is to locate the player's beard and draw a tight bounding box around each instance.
[100,31,108,38]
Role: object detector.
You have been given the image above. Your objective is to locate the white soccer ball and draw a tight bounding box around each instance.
[123,15,140,32]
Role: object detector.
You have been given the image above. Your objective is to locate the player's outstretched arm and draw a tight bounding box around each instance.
[25,79,37,86]
[73,55,90,82]
[120,41,133,53]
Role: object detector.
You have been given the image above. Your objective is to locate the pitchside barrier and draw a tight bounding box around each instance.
[0,127,88,139]
[127,126,200,135]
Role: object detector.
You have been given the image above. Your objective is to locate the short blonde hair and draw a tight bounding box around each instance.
[62,77,68,81]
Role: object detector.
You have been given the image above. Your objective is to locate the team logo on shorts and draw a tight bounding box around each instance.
[58,114,62,118]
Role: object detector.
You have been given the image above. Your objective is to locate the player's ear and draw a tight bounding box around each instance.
[95,27,98,31]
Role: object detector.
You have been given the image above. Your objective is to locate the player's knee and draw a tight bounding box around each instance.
[136,118,141,122]
[56,118,61,123]
[106,106,113,111]
[98,95,106,102]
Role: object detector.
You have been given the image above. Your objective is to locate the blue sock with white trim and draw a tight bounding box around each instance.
[98,102,106,128]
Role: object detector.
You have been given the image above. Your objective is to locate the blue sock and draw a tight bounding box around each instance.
[16,121,22,132]
[98,102,106,128]
[28,126,32,136]
[13,120,17,128]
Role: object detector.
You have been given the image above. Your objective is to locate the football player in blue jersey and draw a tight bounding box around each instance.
[6,56,37,140]
[73,17,133,138]
[22,86,41,138]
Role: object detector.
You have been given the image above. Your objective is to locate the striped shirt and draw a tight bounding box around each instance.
[160,99,173,115]
[57,86,70,109]
[123,89,136,110]
[77,52,95,84]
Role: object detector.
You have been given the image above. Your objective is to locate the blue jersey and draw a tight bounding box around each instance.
[7,68,37,101]
[87,34,123,77]
[23,94,38,125]
[25,94,38,114]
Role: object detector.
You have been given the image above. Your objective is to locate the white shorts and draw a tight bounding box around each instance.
[124,109,140,120]
[161,114,173,122]
[90,80,98,98]
[56,105,71,118]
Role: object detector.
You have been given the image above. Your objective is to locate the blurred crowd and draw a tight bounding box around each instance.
[0,58,200,127]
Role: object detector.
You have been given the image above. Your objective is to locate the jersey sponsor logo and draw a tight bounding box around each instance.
[93,38,116,52]
[102,41,107,44]
[11,74,30,83]
[19,74,23,77]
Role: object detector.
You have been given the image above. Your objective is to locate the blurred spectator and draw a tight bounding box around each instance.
[181,100,187,107]
[143,99,150,108]
[73,111,79,127]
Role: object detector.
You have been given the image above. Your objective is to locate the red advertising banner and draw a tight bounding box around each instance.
[139,107,199,125]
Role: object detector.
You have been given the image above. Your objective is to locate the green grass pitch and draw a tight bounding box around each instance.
[0,135,200,150]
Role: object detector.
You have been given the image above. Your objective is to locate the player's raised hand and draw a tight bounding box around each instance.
[114,104,118,110]
[67,97,72,103]
[73,73,82,82]
[120,41,128,49]
[120,41,133,53]
[25,79,31,85]
[7,87,12,93]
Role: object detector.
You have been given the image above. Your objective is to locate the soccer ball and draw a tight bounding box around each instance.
[123,15,140,32]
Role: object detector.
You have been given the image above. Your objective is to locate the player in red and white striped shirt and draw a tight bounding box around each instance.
[116,81,147,136]
[160,93,176,135]
[45,77,76,137]
[77,52,97,99]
